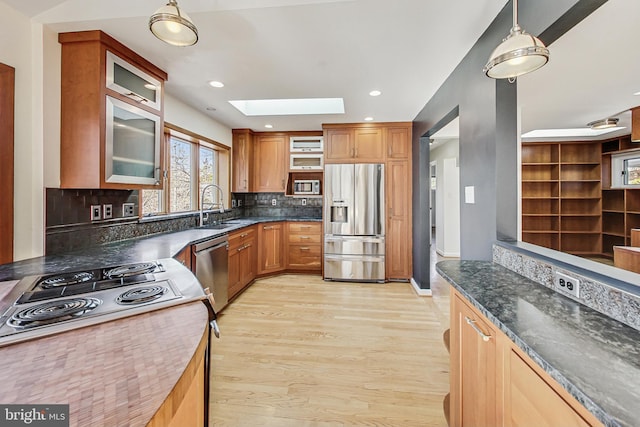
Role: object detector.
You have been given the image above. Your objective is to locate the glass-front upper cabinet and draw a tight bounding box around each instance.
[106,51,162,111]
[105,96,161,186]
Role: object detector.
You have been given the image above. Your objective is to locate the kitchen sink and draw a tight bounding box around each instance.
[204,224,229,230]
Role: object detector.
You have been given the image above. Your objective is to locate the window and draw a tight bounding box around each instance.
[611,151,640,188]
[141,127,229,216]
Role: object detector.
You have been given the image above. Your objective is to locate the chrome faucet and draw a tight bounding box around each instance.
[200,184,225,226]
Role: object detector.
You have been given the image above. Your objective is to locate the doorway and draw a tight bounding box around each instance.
[429,117,460,258]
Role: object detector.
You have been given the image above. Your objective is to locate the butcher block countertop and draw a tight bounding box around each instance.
[0,301,209,426]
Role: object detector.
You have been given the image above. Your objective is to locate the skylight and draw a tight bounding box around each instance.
[228,98,345,116]
[521,127,626,139]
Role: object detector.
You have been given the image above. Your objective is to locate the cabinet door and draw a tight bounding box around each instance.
[239,238,257,287]
[386,126,410,159]
[386,160,411,279]
[354,127,384,161]
[325,129,354,162]
[228,246,242,299]
[106,51,162,111]
[254,135,286,192]
[258,223,285,274]
[504,349,592,427]
[232,131,253,192]
[451,293,498,427]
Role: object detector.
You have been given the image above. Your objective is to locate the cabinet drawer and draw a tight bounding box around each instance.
[288,244,321,269]
[288,233,321,244]
[229,226,255,247]
[288,222,321,234]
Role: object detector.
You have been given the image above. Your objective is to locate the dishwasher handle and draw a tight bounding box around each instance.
[202,289,220,339]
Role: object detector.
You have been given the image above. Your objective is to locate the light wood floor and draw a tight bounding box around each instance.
[210,248,453,426]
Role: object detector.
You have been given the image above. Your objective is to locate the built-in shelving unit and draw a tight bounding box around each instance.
[601,135,640,256]
[521,141,602,256]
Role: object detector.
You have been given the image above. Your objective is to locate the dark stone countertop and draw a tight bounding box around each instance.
[436,260,640,427]
[0,217,321,281]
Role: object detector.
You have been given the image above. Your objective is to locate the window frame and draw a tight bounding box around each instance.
[611,150,640,188]
[141,124,230,217]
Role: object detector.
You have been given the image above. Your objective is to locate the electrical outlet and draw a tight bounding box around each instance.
[554,271,580,298]
[103,204,113,219]
[122,203,135,217]
[90,205,101,221]
[231,199,237,208]
[271,198,277,206]
[301,198,307,206]
[238,199,242,207]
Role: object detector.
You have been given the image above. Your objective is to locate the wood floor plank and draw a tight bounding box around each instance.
[210,274,450,426]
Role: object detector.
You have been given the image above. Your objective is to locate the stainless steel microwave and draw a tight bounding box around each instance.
[293,179,321,195]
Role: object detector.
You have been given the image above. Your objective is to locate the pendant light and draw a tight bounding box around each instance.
[483,0,549,80]
[149,0,198,47]
[587,118,619,130]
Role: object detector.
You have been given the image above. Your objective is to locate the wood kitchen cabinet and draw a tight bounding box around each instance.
[450,291,499,427]
[386,126,411,159]
[59,30,167,189]
[228,226,257,300]
[286,222,322,272]
[232,129,254,192]
[253,134,287,192]
[450,288,603,427]
[258,222,285,275]
[386,159,412,280]
[324,125,384,163]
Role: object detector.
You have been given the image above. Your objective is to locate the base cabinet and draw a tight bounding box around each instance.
[450,288,603,427]
[258,222,285,275]
[228,226,257,300]
[286,222,322,271]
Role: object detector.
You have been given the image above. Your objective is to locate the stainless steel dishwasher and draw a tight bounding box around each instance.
[193,234,229,312]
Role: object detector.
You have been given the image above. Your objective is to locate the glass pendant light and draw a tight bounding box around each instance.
[149,0,198,47]
[483,0,549,79]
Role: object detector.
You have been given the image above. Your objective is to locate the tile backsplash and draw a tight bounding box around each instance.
[493,243,640,332]
[45,189,321,255]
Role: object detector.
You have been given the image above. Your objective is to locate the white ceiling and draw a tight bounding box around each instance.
[519,0,640,142]
[3,0,508,132]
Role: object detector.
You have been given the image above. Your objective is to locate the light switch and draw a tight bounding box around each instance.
[464,186,475,204]
[90,205,102,221]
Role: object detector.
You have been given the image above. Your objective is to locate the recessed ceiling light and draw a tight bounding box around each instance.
[369,90,382,97]
[364,117,374,121]
[229,98,344,116]
[208,81,224,88]
[206,107,216,111]
[634,91,640,96]
[265,124,273,129]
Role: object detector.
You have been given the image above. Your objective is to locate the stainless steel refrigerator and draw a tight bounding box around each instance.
[323,163,385,282]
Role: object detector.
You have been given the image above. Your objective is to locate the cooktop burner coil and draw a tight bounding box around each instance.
[40,271,96,289]
[8,297,102,329]
[105,262,158,279]
[116,285,167,305]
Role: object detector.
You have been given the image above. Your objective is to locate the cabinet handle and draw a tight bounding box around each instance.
[300,236,310,239]
[388,146,392,157]
[263,226,273,230]
[236,245,245,252]
[240,233,248,238]
[465,317,492,342]
[125,92,148,104]
[300,247,310,251]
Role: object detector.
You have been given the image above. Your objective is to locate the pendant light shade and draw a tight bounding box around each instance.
[588,118,619,130]
[149,0,198,47]
[484,0,549,79]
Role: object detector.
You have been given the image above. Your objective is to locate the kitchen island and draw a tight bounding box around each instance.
[437,260,640,427]
[0,300,209,426]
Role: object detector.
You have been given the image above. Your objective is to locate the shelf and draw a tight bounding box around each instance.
[602,209,624,214]
[522,214,559,217]
[602,232,626,237]
[522,230,559,234]
[560,162,601,166]
[522,180,559,183]
[522,197,559,200]
[560,231,601,235]
[522,162,558,166]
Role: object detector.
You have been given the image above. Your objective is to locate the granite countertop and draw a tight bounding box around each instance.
[0,301,208,426]
[0,217,321,281]
[436,260,640,427]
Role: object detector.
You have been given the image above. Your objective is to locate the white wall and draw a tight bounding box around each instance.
[165,94,232,148]
[0,2,44,260]
[430,138,460,257]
